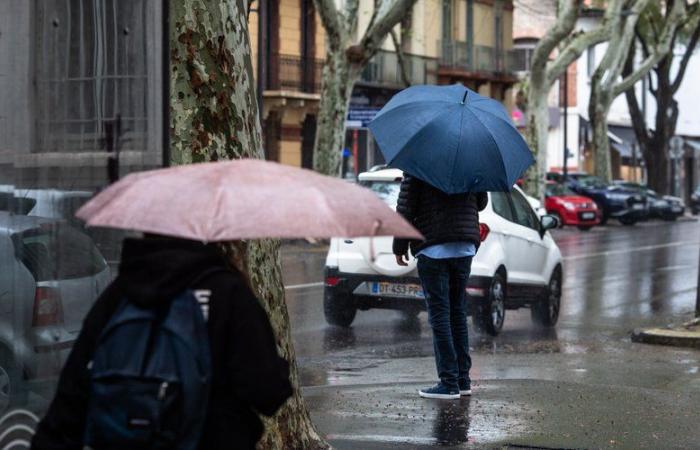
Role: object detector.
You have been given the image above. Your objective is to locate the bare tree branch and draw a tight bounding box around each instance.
[359,0,419,61]
[545,0,625,87]
[313,0,343,48]
[623,41,651,148]
[530,0,581,78]
[671,9,700,92]
[613,0,686,97]
[390,29,411,87]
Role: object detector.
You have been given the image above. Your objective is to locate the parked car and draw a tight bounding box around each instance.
[324,168,563,336]
[0,213,110,411]
[544,182,600,230]
[0,186,92,225]
[691,185,700,215]
[613,181,685,221]
[547,173,648,225]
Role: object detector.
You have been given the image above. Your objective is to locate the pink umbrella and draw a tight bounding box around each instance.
[76,159,421,241]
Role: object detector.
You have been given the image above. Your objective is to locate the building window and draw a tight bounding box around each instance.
[442,0,453,43]
[34,0,155,155]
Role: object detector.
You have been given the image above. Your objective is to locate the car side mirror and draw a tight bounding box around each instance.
[540,215,558,236]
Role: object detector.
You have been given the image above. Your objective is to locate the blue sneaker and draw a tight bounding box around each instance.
[419,383,460,399]
[459,380,472,396]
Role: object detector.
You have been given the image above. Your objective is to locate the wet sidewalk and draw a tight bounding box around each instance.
[304,378,700,449]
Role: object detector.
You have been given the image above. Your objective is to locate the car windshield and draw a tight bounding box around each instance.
[577,176,608,188]
[546,184,576,196]
[362,180,401,209]
[12,223,107,281]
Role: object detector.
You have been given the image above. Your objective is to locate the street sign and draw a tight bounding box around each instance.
[669,136,685,159]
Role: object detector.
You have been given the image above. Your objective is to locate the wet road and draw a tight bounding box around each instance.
[282,219,700,448]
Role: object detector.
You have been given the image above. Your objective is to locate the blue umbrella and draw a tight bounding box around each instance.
[368,84,534,193]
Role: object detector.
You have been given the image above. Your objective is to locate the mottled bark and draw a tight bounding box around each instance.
[169,1,327,448]
[313,51,358,176]
[523,0,622,199]
[589,0,685,182]
[312,0,419,176]
[623,3,700,194]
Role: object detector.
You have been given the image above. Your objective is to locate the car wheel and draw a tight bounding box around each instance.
[323,289,357,327]
[400,309,420,320]
[473,273,506,336]
[550,212,564,228]
[599,212,608,225]
[531,267,562,327]
[577,225,593,231]
[619,216,637,226]
[0,348,27,415]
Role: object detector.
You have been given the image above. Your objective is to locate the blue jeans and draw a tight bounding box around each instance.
[417,255,472,390]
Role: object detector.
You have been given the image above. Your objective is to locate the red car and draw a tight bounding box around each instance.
[545,182,601,230]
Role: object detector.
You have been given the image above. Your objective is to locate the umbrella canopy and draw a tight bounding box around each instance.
[76,159,421,241]
[368,84,534,194]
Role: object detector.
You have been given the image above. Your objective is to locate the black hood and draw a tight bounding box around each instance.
[117,237,227,306]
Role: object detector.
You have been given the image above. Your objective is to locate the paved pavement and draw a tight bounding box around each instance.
[282,219,700,449]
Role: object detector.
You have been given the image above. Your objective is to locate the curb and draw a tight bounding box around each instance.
[631,327,700,349]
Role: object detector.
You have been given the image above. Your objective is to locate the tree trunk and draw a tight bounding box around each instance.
[524,84,549,199]
[312,49,358,176]
[589,85,613,182]
[169,1,327,448]
[644,139,670,194]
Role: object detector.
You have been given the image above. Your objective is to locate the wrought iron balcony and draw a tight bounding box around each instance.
[360,50,438,87]
[270,54,324,93]
[439,41,518,75]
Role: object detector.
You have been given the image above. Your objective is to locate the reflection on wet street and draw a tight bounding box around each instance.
[285,220,700,365]
[284,220,700,448]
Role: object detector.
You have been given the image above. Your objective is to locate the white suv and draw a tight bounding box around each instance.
[324,168,564,336]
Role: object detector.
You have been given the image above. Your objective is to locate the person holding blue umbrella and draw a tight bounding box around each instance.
[371,84,534,399]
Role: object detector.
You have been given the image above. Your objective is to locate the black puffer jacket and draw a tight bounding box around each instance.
[393,175,488,256]
[32,237,292,450]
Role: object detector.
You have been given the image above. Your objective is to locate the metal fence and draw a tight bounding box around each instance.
[276,54,324,93]
[439,40,518,74]
[360,50,438,87]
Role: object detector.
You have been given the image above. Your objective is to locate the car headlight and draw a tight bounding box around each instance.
[562,201,576,211]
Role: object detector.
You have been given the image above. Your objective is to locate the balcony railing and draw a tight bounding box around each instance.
[360,50,438,87]
[439,41,518,75]
[271,54,324,93]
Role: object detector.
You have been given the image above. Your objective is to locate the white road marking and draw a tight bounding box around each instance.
[563,240,700,261]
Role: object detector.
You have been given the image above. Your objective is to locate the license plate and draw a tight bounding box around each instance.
[581,212,596,220]
[370,282,424,299]
[632,203,645,210]
[672,206,683,213]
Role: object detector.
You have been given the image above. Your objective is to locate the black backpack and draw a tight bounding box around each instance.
[84,271,220,450]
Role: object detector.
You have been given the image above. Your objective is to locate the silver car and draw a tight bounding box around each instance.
[0,212,110,411]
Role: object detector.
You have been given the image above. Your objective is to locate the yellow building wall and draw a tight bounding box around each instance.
[315,11,325,57]
[279,140,302,166]
[455,0,466,41]
[249,1,259,80]
[410,0,443,58]
[503,9,514,49]
[279,0,302,56]
[473,3,494,47]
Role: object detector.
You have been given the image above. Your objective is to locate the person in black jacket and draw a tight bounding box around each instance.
[31,236,292,450]
[393,174,487,400]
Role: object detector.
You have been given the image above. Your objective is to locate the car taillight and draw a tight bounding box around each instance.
[325,276,341,287]
[32,287,64,327]
[479,223,490,242]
